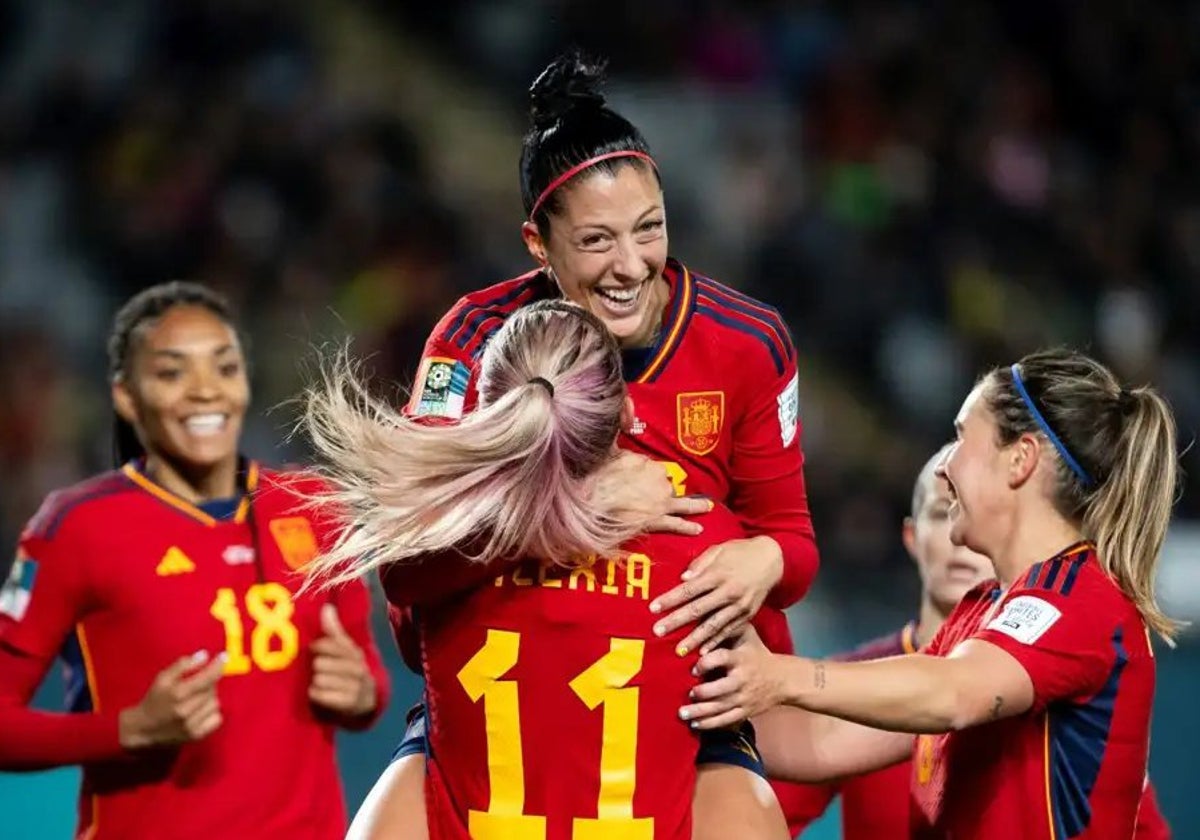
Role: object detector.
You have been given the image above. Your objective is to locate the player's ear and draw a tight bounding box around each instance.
[619,395,635,434]
[112,376,138,425]
[1009,432,1040,489]
[521,221,549,267]
[902,516,918,563]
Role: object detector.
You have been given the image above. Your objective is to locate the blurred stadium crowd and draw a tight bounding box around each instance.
[0,0,1197,646]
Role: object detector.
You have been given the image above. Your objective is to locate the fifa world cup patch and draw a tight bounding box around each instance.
[986,595,1062,645]
[677,391,725,456]
[410,357,470,419]
[0,550,38,621]
[776,372,799,447]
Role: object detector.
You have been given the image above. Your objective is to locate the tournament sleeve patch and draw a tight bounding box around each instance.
[985,595,1062,645]
[411,357,470,419]
[776,372,799,447]
[0,550,38,621]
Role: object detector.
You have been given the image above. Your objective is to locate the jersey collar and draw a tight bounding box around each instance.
[122,457,259,527]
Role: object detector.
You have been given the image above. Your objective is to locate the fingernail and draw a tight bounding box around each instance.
[649,602,661,614]
[706,499,715,512]
[689,688,697,700]
[689,721,699,730]
[679,708,689,720]
[653,624,666,637]
[216,652,228,664]
[692,665,700,677]
[676,644,688,657]
[681,570,695,581]
[191,650,209,665]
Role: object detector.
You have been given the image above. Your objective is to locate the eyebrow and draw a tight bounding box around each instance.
[149,344,236,360]
[573,204,664,234]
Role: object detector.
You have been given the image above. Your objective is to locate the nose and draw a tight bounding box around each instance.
[186,368,221,402]
[935,443,957,479]
[612,236,648,282]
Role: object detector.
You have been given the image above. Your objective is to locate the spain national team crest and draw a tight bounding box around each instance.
[676,391,725,456]
[268,517,319,571]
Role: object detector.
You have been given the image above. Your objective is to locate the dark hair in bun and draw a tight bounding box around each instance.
[520,50,657,231]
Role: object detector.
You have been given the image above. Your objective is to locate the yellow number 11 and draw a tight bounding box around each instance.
[457,630,653,840]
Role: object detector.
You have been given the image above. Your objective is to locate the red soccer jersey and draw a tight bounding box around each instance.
[0,462,389,840]
[789,622,919,838]
[404,258,817,657]
[383,507,746,840]
[910,543,1154,839]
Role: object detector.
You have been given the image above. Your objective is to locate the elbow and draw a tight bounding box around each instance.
[942,681,993,733]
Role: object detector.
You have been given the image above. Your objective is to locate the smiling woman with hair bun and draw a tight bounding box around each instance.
[346,49,823,840]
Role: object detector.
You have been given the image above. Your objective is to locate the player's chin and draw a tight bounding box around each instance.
[168,434,241,471]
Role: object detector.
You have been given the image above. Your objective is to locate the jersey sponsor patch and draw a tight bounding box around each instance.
[411,356,470,419]
[777,372,799,447]
[986,595,1062,645]
[223,544,256,566]
[0,550,38,621]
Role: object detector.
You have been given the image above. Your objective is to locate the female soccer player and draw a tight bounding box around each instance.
[306,300,788,840]
[789,445,1170,838]
[384,49,819,835]
[680,349,1178,839]
[0,282,390,839]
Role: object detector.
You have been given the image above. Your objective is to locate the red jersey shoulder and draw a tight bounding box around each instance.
[927,580,1000,654]
[22,470,137,543]
[689,270,796,380]
[429,270,550,361]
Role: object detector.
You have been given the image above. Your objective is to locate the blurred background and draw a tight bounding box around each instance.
[0,0,1197,836]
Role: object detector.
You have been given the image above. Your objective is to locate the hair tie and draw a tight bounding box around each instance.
[1010,364,1094,487]
[1118,389,1138,417]
[529,376,555,397]
[529,150,657,221]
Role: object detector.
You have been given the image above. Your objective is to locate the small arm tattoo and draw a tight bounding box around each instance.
[989,695,1003,720]
[814,662,826,690]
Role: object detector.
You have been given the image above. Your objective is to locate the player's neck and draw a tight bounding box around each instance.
[991,511,1083,588]
[144,453,240,504]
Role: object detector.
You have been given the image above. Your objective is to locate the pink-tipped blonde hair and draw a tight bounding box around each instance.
[303,300,649,586]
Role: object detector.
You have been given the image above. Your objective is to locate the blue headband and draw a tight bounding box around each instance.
[1010,364,1094,487]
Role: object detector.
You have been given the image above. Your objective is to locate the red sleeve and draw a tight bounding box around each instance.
[327,578,391,731]
[727,348,819,608]
[403,324,481,421]
[1135,780,1172,840]
[0,512,126,769]
[972,574,1115,710]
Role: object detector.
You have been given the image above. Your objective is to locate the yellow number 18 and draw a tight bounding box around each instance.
[457,630,653,840]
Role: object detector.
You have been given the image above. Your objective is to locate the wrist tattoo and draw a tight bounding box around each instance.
[813,662,826,690]
[989,695,1003,720]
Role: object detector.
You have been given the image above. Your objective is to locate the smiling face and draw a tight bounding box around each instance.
[905,462,994,614]
[523,162,669,348]
[112,304,249,475]
[938,382,1015,558]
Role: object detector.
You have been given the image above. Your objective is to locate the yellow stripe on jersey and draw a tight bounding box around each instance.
[123,461,258,527]
[1044,716,1057,840]
[635,265,693,384]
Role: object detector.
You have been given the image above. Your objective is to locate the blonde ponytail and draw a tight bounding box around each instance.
[1082,388,1182,643]
[303,301,651,588]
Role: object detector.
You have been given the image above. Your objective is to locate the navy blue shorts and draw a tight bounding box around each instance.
[389,704,766,777]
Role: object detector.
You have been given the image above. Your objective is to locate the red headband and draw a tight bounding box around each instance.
[528,150,657,222]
